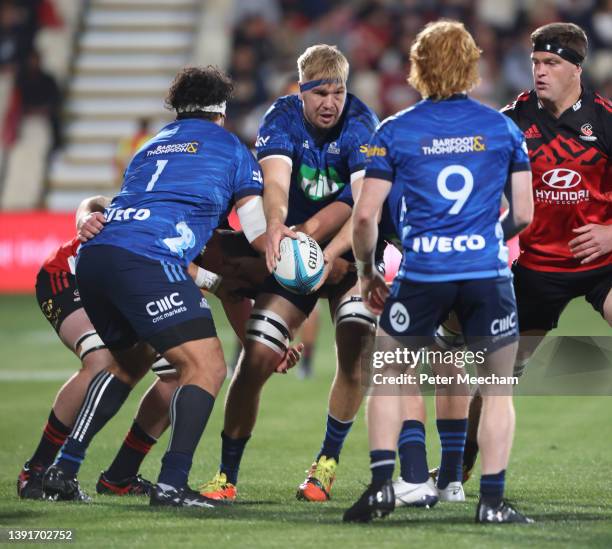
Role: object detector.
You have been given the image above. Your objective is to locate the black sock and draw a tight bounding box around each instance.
[104,421,157,482]
[56,371,131,476]
[157,385,215,489]
[29,410,71,469]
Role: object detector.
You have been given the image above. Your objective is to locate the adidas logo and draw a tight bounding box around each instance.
[524,125,542,139]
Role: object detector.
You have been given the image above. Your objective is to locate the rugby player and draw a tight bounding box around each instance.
[344,21,534,523]
[41,66,272,508]
[200,44,380,503]
[461,22,612,478]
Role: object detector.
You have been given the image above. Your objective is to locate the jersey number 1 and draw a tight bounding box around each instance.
[146,160,169,191]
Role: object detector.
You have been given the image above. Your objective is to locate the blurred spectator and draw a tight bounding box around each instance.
[115,118,154,183]
[0,0,41,70]
[15,49,61,148]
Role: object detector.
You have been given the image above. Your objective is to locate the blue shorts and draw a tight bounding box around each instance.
[379,277,518,351]
[76,245,216,353]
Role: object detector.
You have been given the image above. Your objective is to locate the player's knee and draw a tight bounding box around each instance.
[244,308,291,372]
[238,341,280,383]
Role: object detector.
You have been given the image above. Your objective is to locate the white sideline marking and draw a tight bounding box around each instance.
[0,370,74,381]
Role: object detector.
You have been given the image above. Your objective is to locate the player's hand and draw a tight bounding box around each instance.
[359,270,389,315]
[275,342,304,374]
[265,221,298,273]
[77,212,106,242]
[568,224,612,265]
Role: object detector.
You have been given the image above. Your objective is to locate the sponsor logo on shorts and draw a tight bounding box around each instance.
[389,302,410,333]
[199,296,209,309]
[105,207,151,222]
[490,312,516,336]
[73,289,80,303]
[146,142,199,156]
[421,136,486,155]
[146,292,187,324]
[411,234,486,253]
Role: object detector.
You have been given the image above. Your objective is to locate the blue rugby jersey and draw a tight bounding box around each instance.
[83,118,263,267]
[366,95,530,282]
[255,93,379,226]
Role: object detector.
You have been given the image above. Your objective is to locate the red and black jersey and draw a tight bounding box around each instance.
[502,88,611,272]
[42,236,80,276]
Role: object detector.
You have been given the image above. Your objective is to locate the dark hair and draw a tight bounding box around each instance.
[531,23,588,59]
[165,65,233,120]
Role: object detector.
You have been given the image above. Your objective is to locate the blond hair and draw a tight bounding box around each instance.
[408,21,481,99]
[297,44,349,84]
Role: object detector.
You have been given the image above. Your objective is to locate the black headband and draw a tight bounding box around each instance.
[532,40,584,66]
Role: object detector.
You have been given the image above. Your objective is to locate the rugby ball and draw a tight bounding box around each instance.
[273,232,324,294]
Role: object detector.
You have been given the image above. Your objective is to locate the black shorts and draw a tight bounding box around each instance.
[76,245,216,354]
[35,269,82,333]
[513,263,612,332]
[259,270,360,317]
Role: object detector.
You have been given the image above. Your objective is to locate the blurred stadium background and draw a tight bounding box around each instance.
[0,1,611,546]
[1,0,611,292]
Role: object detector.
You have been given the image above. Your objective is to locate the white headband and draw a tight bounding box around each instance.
[177,101,226,114]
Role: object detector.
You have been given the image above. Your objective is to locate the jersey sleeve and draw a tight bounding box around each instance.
[255,101,295,162]
[346,112,380,181]
[364,126,394,182]
[504,116,530,173]
[234,143,264,201]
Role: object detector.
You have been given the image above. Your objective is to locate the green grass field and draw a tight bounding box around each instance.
[1,294,611,548]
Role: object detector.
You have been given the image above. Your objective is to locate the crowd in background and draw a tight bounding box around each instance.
[0,0,62,148]
[223,0,612,143]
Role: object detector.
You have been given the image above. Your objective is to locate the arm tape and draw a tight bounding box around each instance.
[237,196,267,243]
[195,267,222,294]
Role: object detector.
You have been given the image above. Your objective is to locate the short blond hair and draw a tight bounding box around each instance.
[408,21,481,99]
[297,44,349,84]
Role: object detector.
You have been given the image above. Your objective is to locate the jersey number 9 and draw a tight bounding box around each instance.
[436,165,473,215]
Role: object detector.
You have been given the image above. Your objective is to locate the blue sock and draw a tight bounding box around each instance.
[158,452,192,488]
[480,469,506,507]
[220,431,251,485]
[398,420,429,484]
[370,450,396,487]
[317,413,354,462]
[436,418,467,489]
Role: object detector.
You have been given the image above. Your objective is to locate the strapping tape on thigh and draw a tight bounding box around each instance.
[334,296,378,328]
[75,330,107,360]
[246,308,290,355]
[151,354,177,377]
[434,321,466,350]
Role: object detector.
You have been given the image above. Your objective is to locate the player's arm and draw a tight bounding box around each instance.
[75,195,110,242]
[501,170,533,240]
[235,194,267,255]
[352,177,392,314]
[261,157,298,272]
[295,201,351,243]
